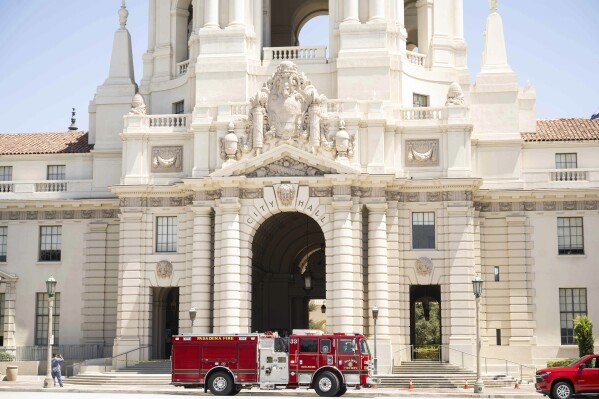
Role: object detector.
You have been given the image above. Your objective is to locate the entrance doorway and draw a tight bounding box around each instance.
[151,287,179,359]
[251,212,326,336]
[409,285,441,360]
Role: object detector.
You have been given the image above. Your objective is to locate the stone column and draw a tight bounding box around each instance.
[343,0,359,23]
[191,206,214,333]
[368,0,386,23]
[228,0,245,28]
[416,0,433,53]
[395,0,405,27]
[214,201,242,333]
[330,199,362,333]
[454,0,464,39]
[203,0,220,29]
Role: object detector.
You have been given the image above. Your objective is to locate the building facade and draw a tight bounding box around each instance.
[0,0,598,373]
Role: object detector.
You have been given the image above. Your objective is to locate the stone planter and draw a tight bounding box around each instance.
[6,365,18,381]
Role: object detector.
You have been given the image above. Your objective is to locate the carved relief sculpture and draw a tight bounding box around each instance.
[220,122,241,166]
[415,257,433,276]
[129,92,147,115]
[244,157,328,178]
[156,260,173,279]
[445,82,465,106]
[276,183,296,207]
[151,146,183,173]
[406,140,439,167]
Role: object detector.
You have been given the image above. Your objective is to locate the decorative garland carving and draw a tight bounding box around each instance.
[151,146,183,173]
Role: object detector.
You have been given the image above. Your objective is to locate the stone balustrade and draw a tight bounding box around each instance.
[230,103,249,116]
[263,46,327,64]
[0,183,13,193]
[176,60,190,77]
[551,169,588,182]
[149,114,188,128]
[35,181,68,192]
[400,107,445,120]
[0,180,103,199]
[406,50,426,66]
[124,114,190,131]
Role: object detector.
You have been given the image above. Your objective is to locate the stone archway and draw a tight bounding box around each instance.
[409,285,441,360]
[270,0,329,46]
[251,212,325,335]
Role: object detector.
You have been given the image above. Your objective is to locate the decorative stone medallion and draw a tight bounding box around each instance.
[415,257,433,276]
[151,146,183,173]
[405,140,439,167]
[276,183,295,206]
[156,260,173,279]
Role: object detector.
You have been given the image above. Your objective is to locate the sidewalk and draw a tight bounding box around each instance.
[0,375,541,398]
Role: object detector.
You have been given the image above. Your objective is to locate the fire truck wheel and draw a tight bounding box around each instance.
[207,371,234,396]
[231,384,242,395]
[314,371,340,397]
[335,385,347,397]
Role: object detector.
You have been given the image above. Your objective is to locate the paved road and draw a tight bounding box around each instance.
[0,394,390,399]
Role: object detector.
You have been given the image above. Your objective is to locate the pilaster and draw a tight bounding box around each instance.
[191,206,214,333]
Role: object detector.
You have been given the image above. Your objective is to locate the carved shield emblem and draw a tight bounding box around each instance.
[156,260,173,279]
[277,183,295,207]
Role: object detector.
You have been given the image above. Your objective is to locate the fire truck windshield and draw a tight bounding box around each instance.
[359,338,370,355]
[274,337,289,353]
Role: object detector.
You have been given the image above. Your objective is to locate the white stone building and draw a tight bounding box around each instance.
[0,0,598,373]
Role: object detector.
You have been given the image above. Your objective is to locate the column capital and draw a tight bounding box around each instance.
[218,201,241,213]
[332,201,353,210]
[366,202,388,212]
[191,205,213,215]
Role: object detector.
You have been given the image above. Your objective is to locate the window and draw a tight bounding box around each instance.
[413,93,429,108]
[556,153,577,169]
[320,339,331,354]
[0,226,6,262]
[47,165,65,181]
[39,226,62,261]
[0,293,4,346]
[557,217,584,255]
[494,266,500,282]
[496,329,502,346]
[35,292,60,346]
[339,338,357,353]
[300,339,317,353]
[173,101,185,115]
[412,212,435,249]
[0,166,12,181]
[560,288,587,345]
[156,217,178,252]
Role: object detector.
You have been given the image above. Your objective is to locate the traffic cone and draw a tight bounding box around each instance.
[515,380,520,389]
[409,380,413,391]
[464,380,469,389]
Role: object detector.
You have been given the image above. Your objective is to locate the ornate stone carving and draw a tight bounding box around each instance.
[82,210,93,219]
[489,0,498,13]
[169,197,183,207]
[156,260,173,279]
[481,202,491,212]
[523,202,536,211]
[44,211,56,220]
[102,209,116,218]
[386,191,401,202]
[276,183,295,206]
[63,210,74,219]
[119,198,129,207]
[445,82,465,106]
[185,196,194,206]
[27,212,37,220]
[415,257,433,276]
[352,187,372,198]
[465,191,473,201]
[129,92,146,115]
[220,122,241,165]
[543,201,556,211]
[9,212,19,220]
[427,192,441,202]
[499,202,512,212]
[564,201,576,211]
[240,189,263,199]
[150,197,163,207]
[151,146,183,173]
[405,140,439,167]
[474,202,482,211]
[406,192,420,202]
[240,61,338,159]
[310,187,333,197]
[245,157,327,178]
[585,201,598,210]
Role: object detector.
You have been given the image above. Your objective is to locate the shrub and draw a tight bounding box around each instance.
[0,352,15,361]
[547,359,577,368]
[574,315,595,357]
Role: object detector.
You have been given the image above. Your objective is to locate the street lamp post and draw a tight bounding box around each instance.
[472,276,484,393]
[189,307,197,335]
[43,276,57,388]
[372,306,379,375]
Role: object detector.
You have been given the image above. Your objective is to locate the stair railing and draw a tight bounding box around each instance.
[392,344,413,366]
[110,345,153,370]
[437,344,537,383]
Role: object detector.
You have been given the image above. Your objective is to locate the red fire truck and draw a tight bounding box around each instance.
[171,330,378,396]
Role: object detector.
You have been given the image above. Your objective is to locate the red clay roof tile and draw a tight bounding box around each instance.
[0,132,93,155]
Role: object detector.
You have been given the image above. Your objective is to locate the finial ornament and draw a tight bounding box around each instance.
[119,0,129,28]
[489,0,498,13]
[69,108,78,131]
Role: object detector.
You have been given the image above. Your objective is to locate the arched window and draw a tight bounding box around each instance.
[297,15,329,49]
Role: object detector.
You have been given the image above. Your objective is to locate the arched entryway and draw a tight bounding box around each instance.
[251,212,326,336]
[410,285,441,360]
[151,287,179,359]
[269,0,329,46]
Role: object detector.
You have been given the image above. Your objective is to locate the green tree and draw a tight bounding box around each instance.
[415,301,440,346]
[574,315,595,357]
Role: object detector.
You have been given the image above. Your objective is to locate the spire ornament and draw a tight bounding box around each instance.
[68,108,78,131]
[119,0,129,29]
[489,0,498,13]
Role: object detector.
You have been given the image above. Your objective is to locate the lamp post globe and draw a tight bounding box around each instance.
[472,276,484,393]
[189,307,197,334]
[43,276,57,388]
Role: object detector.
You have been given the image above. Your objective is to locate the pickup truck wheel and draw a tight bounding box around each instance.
[314,371,340,397]
[552,381,573,399]
[208,371,234,396]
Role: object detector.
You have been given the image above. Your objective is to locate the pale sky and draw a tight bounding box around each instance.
[0,0,597,133]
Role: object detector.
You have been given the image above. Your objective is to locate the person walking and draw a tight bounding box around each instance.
[51,353,64,387]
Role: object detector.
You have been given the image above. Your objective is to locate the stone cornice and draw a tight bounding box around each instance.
[0,208,119,221]
[474,199,598,213]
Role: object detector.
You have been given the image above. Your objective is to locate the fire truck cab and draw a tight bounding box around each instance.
[171,330,377,396]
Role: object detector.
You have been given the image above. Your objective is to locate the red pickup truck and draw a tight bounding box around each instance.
[536,354,599,399]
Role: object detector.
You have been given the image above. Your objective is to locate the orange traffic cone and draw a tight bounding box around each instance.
[515,380,520,389]
[464,380,469,389]
[409,380,413,391]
